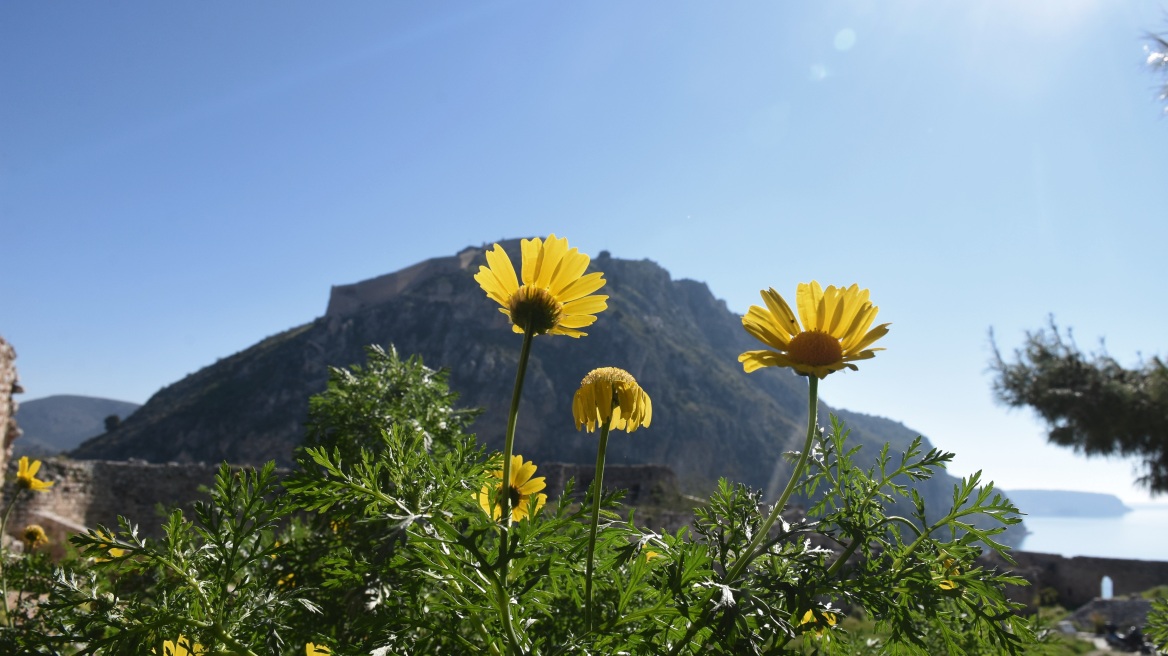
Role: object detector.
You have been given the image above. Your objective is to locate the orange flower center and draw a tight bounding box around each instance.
[508,285,563,335]
[787,330,843,367]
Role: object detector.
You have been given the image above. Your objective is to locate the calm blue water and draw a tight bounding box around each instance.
[1017,504,1168,562]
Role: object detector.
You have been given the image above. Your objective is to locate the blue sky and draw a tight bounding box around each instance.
[4,2,1168,503]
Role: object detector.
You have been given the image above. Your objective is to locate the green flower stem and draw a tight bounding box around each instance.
[585,422,612,633]
[493,575,524,656]
[499,326,536,539]
[724,376,819,583]
[155,552,215,619]
[182,618,261,656]
[892,507,972,573]
[211,625,261,656]
[0,490,22,627]
[495,325,535,656]
[826,515,917,578]
[669,376,821,656]
[825,540,861,578]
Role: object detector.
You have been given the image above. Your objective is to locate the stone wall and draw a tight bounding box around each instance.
[0,336,21,507]
[1,457,690,553]
[325,246,481,317]
[3,458,226,555]
[981,549,1168,610]
[8,455,1168,614]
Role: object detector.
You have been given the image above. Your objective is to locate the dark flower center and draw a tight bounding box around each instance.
[788,330,843,367]
[508,285,563,335]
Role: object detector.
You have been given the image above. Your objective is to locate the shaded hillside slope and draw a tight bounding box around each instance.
[72,241,1015,538]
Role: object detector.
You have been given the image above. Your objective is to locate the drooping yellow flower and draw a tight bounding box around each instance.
[739,282,890,379]
[22,524,49,550]
[157,636,204,656]
[306,642,331,655]
[474,235,608,337]
[16,456,54,492]
[937,556,962,591]
[800,609,838,637]
[477,455,548,522]
[572,367,652,433]
[93,530,127,560]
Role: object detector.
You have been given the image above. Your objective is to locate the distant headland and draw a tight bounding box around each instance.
[1006,489,1131,518]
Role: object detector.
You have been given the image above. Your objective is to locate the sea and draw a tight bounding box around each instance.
[1017,503,1168,562]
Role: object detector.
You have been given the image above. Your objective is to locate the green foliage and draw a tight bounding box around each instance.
[44,463,296,655]
[1149,596,1168,651]
[992,320,1168,492]
[1,339,1038,654]
[282,421,491,652]
[0,542,61,652]
[1148,29,1168,111]
[303,344,478,464]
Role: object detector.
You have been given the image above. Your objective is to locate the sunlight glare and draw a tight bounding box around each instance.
[833,28,856,52]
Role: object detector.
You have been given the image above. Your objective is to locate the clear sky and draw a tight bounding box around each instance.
[4,2,1167,504]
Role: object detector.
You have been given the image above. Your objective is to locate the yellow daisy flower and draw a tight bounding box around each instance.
[93,530,127,560]
[158,636,204,656]
[800,609,838,637]
[306,642,331,655]
[478,455,548,522]
[572,367,652,433]
[278,572,296,589]
[22,524,49,550]
[739,282,890,379]
[937,556,962,591]
[16,456,54,492]
[474,234,608,337]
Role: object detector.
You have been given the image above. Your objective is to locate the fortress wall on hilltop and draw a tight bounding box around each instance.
[325,247,480,317]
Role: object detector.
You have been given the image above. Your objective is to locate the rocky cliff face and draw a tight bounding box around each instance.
[70,241,1015,540]
[0,336,20,505]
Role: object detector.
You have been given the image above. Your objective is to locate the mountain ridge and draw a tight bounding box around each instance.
[15,395,141,457]
[71,240,1022,543]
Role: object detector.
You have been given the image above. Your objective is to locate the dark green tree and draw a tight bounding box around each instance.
[1149,28,1167,111]
[991,321,1168,494]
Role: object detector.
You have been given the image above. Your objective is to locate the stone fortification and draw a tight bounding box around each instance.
[0,336,22,505]
[3,458,225,556]
[5,456,1168,619]
[325,246,481,317]
[981,549,1168,610]
[2,457,688,554]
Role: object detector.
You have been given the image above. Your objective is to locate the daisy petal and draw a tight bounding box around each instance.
[557,272,607,303]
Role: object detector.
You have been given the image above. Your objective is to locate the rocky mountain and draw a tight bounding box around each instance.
[71,240,1021,541]
[15,395,141,457]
